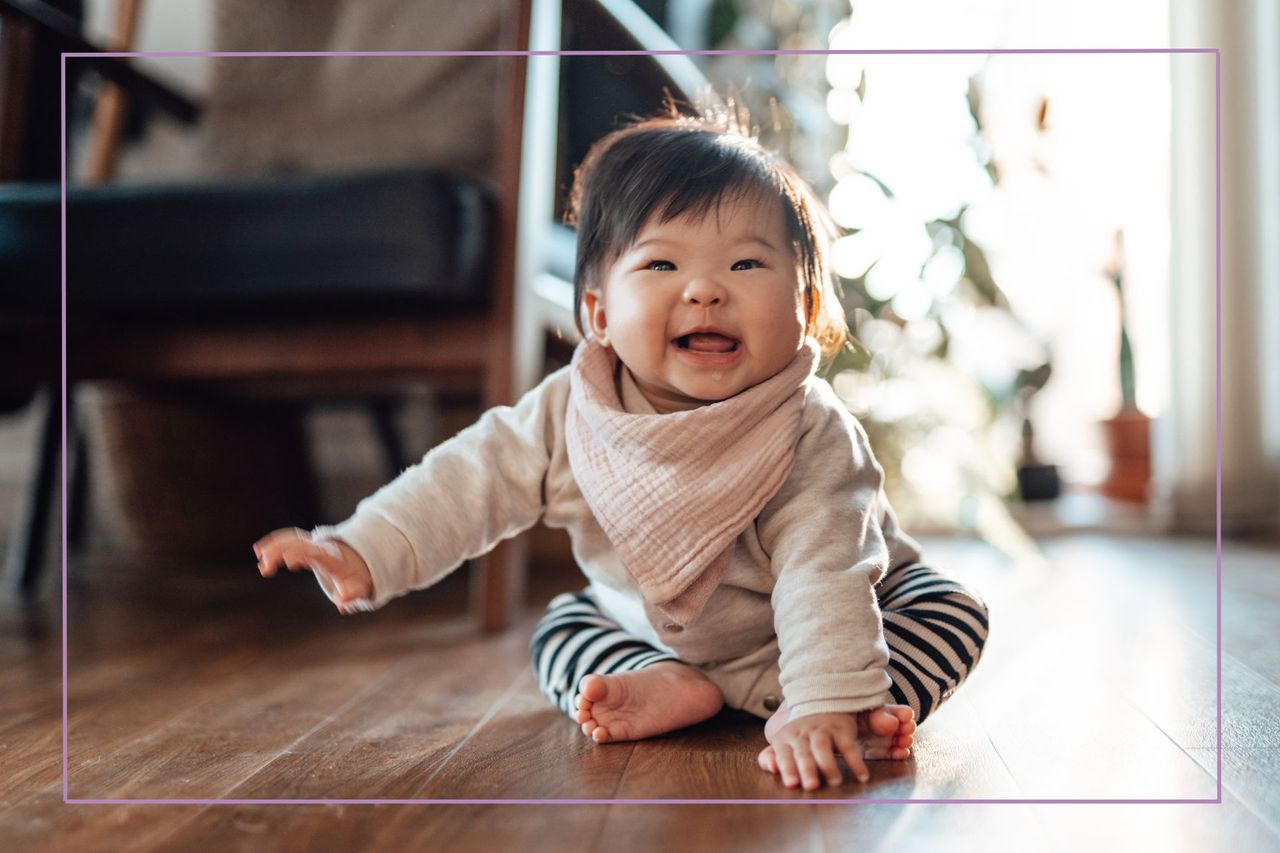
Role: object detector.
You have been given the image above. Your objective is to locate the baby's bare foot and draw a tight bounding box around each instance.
[758,702,916,775]
[574,662,724,743]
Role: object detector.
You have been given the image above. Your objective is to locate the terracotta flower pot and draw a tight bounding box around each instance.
[1100,408,1151,503]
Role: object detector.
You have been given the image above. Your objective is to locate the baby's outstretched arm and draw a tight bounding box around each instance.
[254,527,373,614]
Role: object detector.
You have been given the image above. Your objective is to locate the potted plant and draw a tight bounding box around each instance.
[1100,230,1151,502]
[1015,360,1061,502]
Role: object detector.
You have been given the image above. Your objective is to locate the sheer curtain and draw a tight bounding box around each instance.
[1161,0,1280,535]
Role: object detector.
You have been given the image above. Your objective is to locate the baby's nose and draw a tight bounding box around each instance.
[685,293,722,305]
[682,278,725,304]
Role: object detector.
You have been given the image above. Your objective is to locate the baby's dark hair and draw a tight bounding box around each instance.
[565,104,850,360]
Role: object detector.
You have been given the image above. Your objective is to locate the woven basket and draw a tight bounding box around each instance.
[82,385,319,558]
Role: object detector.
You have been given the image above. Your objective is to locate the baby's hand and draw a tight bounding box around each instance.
[768,712,871,791]
[254,527,373,614]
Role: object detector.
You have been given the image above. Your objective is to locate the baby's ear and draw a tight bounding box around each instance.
[583,288,610,346]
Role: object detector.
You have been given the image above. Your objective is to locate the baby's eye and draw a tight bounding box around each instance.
[731,258,764,271]
[645,260,676,272]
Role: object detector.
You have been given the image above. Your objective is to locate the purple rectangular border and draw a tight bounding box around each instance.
[59,47,1223,807]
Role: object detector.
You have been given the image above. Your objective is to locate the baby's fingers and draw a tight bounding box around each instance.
[835,733,871,784]
[809,732,843,787]
[791,743,822,792]
[773,743,801,789]
[257,530,341,579]
[254,527,307,576]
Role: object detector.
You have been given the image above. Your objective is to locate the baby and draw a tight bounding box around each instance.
[255,107,989,792]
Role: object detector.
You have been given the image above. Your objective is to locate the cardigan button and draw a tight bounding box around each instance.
[763,695,781,712]
[662,623,683,633]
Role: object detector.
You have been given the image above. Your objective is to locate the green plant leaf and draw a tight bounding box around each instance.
[707,0,740,48]
[959,235,1008,309]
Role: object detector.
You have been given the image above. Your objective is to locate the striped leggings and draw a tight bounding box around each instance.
[529,563,989,726]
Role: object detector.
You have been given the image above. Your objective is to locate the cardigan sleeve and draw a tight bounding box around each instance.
[756,380,894,720]
[309,367,570,611]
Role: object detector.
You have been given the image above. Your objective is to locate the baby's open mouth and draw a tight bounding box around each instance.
[675,333,740,354]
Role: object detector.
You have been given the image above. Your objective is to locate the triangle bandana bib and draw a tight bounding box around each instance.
[565,338,818,624]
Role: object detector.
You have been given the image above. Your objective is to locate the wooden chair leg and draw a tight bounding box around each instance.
[8,385,59,599]
[369,398,408,476]
[470,533,527,633]
[86,0,143,184]
[67,387,90,551]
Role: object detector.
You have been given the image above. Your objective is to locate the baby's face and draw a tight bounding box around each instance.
[583,193,807,413]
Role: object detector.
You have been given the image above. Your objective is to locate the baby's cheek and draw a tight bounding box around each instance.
[629,316,674,357]
[605,298,654,343]
[634,302,672,337]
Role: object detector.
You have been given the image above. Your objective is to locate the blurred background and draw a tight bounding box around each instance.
[0,0,1276,604]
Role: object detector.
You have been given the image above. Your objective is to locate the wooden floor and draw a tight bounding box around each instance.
[2,528,1278,852]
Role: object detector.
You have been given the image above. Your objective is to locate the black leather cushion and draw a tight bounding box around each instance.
[0,183,59,314]
[0,167,494,320]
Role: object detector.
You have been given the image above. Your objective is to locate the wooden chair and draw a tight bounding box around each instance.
[1,0,707,632]
[2,0,535,629]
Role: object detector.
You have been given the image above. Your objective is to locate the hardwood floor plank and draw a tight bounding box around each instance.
[608,710,781,800]
[65,626,327,767]
[161,803,609,853]
[876,695,1020,800]
[67,606,480,798]
[1187,747,1280,839]
[1218,542,1280,686]
[69,653,404,800]
[817,803,1050,852]
[366,804,607,853]
[65,571,480,799]
[61,567,431,751]
[1029,795,1278,853]
[157,804,388,853]
[966,636,1216,798]
[2,785,211,853]
[415,672,632,799]
[959,546,1218,800]
[0,715,61,808]
[222,623,534,799]
[598,805,823,853]
[1117,626,1280,751]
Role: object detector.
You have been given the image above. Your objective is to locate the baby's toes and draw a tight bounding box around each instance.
[866,705,914,733]
[888,706,916,733]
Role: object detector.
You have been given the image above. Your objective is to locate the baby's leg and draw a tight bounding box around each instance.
[530,590,723,743]
[877,562,990,725]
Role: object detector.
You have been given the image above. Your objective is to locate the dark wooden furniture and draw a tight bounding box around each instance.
[0,0,706,632]
[0,0,534,630]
